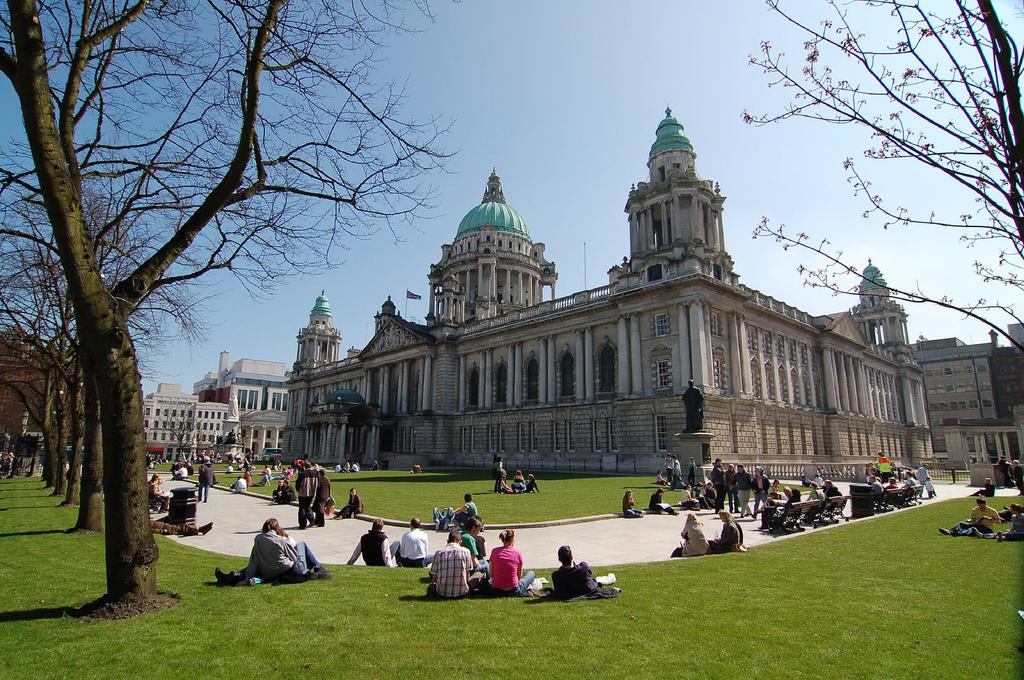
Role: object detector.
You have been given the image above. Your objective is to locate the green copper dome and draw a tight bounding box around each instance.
[311,290,332,317]
[455,170,531,239]
[861,260,887,291]
[325,388,365,405]
[649,106,694,158]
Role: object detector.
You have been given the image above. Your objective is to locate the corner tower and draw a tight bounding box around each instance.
[295,290,341,371]
[850,260,911,355]
[619,108,735,287]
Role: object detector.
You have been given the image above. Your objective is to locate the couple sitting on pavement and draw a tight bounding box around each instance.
[272,479,296,505]
[670,511,744,557]
[433,493,478,531]
[215,517,331,585]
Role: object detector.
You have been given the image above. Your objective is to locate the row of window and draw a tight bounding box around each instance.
[466,347,619,406]
[928,399,993,411]
[144,407,226,419]
[458,418,621,453]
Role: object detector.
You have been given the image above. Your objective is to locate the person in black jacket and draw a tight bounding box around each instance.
[707,511,743,553]
[822,480,843,498]
[273,479,297,505]
[710,459,726,511]
[198,461,217,503]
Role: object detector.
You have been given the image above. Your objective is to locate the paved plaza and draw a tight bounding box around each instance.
[160,475,1017,569]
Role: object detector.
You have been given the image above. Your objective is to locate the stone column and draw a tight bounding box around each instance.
[424,355,434,412]
[517,270,524,305]
[548,335,557,403]
[258,428,267,453]
[584,327,594,400]
[458,355,466,411]
[738,314,752,397]
[381,365,391,414]
[795,344,806,407]
[845,355,858,414]
[676,304,691,388]
[835,353,849,412]
[914,380,929,427]
[428,284,436,319]
[483,349,492,409]
[629,315,643,395]
[514,342,523,406]
[617,316,630,396]
[854,359,867,415]
[574,330,585,399]
[339,423,348,460]
[397,361,407,414]
[505,269,511,303]
[491,263,498,299]
[728,314,742,395]
[823,348,839,410]
[782,340,794,404]
[506,344,514,405]
[688,302,710,389]
[901,375,917,425]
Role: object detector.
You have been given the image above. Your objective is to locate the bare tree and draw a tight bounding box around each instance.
[746,0,1023,349]
[1,0,444,609]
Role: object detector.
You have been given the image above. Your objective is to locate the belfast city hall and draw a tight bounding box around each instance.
[283,109,932,472]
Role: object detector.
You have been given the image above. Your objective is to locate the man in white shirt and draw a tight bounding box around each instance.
[393,517,432,567]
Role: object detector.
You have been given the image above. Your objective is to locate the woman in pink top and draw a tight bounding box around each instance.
[488,529,536,596]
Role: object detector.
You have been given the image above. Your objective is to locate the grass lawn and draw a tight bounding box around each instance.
[0,479,1021,679]
[241,469,664,523]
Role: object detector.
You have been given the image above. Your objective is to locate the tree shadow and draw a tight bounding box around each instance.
[0,529,69,538]
[397,594,440,602]
[0,606,77,622]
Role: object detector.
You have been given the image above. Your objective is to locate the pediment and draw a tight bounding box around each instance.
[825,313,866,346]
[360,318,429,358]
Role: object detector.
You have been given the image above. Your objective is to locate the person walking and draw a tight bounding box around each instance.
[296,462,318,530]
[725,463,738,513]
[313,469,332,527]
[671,456,684,490]
[734,464,753,517]
[751,466,770,517]
[686,457,697,487]
[710,459,726,511]
[492,456,504,494]
[198,460,216,503]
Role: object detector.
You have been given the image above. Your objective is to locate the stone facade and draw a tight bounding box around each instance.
[285,110,932,471]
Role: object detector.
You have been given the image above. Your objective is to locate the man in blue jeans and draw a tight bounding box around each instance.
[198,461,216,503]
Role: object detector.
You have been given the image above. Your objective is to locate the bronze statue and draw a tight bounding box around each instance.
[681,379,704,432]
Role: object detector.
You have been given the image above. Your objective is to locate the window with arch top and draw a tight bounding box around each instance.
[494,363,508,405]
[598,345,615,394]
[526,358,539,401]
[560,353,576,398]
[467,367,480,407]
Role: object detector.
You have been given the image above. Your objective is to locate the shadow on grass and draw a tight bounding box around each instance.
[0,606,77,622]
[0,529,69,538]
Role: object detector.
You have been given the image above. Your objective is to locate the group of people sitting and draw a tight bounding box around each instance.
[670,511,745,557]
[939,499,1024,541]
[334,460,361,473]
[496,469,539,494]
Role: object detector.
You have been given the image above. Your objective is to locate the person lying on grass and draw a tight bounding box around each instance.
[938,498,1002,537]
[215,518,330,585]
[150,519,213,536]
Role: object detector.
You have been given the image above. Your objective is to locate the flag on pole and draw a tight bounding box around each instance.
[405,290,422,300]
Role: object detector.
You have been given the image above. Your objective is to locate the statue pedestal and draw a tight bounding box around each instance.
[222,444,243,462]
[674,431,714,484]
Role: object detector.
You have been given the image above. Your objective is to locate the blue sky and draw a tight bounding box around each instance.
[1,2,1018,392]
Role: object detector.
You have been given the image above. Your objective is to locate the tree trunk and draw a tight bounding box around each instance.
[52,408,67,497]
[63,371,84,507]
[83,321,158,599]
[74,373,103,532]
[41,374,56,487]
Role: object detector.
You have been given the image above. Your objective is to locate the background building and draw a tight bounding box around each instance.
[143,383,229,458]
[284,110,932,472]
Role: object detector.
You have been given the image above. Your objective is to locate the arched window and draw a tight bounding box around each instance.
[598,346,615,394]
[468,368,480,407]
[764,360,776,400]
[526,358,539,401]
[494,363,508,405]
[560,354,576,397]
[750,358,762,398]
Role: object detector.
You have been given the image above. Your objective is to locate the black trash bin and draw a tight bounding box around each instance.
[169,486,197,525]
[848,483,875,519]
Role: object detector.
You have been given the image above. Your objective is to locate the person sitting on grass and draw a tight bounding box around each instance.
[229,474,248,494]
[655,470,668,487]
[392,518,433,567]
[411,464,422,473]
[243,469,254,488]
[149,474,170,512]
[648,487,678,515]
[939,498,1003,537]
[489,529,536,596]
[708,511,744,553]
[335,487,363,519]
[254,468,272,487]
[551,546,620,600]
[697,482,716,510]
[215,518,330,585]
[429,529,474,599]
[995,504,1024,542]
[272,479,296,505]
[347,518,395,567]
[496,471,515,494]
[511,469,528,493]
[679,484,700,511]
[524,474,540,493]
[622,490,643,518]
[969,478,996,497]
[460,517,487,575]
[150,519,213,536]
[671,512,708,557]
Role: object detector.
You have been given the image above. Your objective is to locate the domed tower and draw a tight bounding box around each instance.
[428,170,557,323]
[621,108,734,286]
[851,259,910,350]
[295,290,341,371]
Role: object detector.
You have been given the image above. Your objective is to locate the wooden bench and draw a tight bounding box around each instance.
[815,495,849,525]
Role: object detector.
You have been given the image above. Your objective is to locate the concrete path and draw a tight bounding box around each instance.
[160,478,1020,570]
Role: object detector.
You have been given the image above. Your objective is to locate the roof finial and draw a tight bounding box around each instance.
[867,258,872,265]
[665,106,672,117]
[320,289,325,296]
